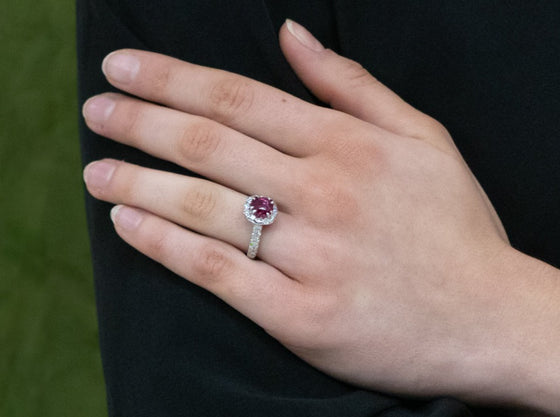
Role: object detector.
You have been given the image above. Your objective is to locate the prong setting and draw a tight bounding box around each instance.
[243,195,278,226]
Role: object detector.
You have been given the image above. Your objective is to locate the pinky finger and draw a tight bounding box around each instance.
[109,205,301,334]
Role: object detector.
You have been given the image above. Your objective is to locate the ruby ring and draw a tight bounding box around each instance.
[243,195,278,259]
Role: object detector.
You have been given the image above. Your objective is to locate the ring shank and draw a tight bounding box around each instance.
[247,224,263,259]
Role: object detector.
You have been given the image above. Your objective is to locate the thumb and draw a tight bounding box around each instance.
[279,19,454,152]
[280,20,509,241]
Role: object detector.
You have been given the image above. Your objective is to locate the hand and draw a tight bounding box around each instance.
[82,20,560,414]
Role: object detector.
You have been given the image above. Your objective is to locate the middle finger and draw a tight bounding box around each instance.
[83,93,298,203]
[100,49,350,156]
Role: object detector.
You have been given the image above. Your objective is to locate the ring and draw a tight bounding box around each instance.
[243,195,278,259]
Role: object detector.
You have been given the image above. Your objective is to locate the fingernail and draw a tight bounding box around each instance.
[110,205,143,231]
[83,95,115,124]
[110,205,120,223]
[286,19,324,52]
[83,160,116,189]
[102,51,140,84]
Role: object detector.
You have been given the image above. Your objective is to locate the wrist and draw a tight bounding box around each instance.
[468,247,560,414]
[506,250,560,415]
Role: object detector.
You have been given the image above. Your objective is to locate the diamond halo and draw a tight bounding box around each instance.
[243,195,278,226]
[243,195,278,259]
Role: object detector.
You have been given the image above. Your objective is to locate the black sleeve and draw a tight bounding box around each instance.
[77,1,559,416]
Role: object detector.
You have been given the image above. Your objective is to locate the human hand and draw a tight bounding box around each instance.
[82,20,560,414]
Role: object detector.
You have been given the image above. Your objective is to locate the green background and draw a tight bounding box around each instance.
[0,1,106,415]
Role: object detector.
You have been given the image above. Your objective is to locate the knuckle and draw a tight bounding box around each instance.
[425,117,451,140]
[177,121,221,163]
[318,116,386,168]
[407,114,450,140]
[339,56,377,88]
[192,243,233,283]
[120,103,144,139]
[91,160,127,200]
[208,76,254,122]
[284,292,342,349]
[327,133,388,176]
[325,133,362,161]
[297,175,359,227]
[308,241,344,277]
[146,229,170,259]
[181,186,217,222]
[151,65,174,94]
[407,116,455,151]
[308,181,342,207]
[114,164,141,202]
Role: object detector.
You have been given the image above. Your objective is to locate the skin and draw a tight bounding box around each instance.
[82,20,560,416]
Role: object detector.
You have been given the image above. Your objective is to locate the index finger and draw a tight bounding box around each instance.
[101,49,354,156]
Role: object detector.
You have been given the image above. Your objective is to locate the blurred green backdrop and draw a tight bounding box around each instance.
[0,1,106,416]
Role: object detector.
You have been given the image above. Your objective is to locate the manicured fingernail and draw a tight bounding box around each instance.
[110,205,143,231]
[102,51,140,83]
[83,95,115,123]
[83,160,116,189]
[286,19,324,52]
[110,205,120,223]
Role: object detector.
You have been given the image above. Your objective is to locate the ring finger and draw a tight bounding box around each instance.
[83,158,299,265]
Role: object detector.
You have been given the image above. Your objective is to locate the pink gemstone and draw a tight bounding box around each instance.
[250,197,274,219]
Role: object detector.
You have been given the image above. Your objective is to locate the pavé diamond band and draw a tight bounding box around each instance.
[243,195,278,259]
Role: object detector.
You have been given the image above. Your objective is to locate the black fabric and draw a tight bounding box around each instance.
[76,1,559,416]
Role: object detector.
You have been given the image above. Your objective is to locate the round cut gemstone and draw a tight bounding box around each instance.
[250,197,274,219]
[244,195,277,226]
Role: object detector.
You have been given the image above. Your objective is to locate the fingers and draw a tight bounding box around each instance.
[110,205,302,333]
[82,93,297,199]
[100,49,344,157]
[279,20,457,154]
[83,159,302,266]
[93,22,457,164]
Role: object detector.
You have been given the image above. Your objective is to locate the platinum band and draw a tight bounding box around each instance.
[247,224,263,259]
